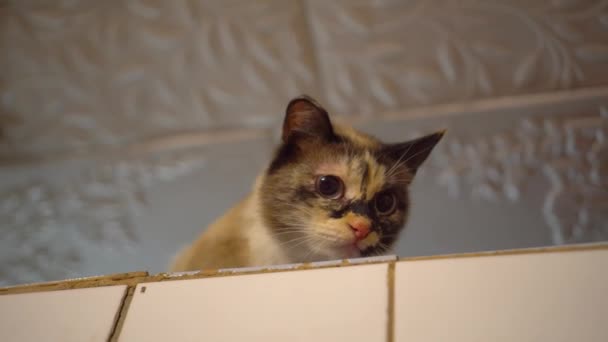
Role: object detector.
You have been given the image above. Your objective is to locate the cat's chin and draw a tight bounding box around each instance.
[305,244,361,261]
[331,244,362,259]
[337,244,362,259]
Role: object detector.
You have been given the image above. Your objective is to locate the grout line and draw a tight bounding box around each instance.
[376,85,608,122]
[386,262,395,342]
[107,285,136,342]
[0,127,268,169]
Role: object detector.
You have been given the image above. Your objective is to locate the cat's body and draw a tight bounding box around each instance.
[171,182,290,270]
[170,96,444,272]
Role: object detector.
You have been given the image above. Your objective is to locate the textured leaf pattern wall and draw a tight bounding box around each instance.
[0,0,607,286]
[1,1,316,156]
[308,0,608,114]
[428,108,608,244]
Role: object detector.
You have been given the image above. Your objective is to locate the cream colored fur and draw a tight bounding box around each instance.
[169,176,290,271]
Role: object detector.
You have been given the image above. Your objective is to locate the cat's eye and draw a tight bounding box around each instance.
[374,191,396,215]
[315,175,344,199]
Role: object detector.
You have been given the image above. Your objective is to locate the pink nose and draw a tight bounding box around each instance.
[349,219,370,240]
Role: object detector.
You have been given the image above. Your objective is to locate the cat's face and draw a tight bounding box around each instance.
[260,96,444,261]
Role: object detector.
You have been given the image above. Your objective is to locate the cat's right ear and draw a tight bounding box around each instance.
[282,95,334,144]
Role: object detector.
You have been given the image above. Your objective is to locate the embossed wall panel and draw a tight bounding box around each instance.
[0,135,275,287]
[357,94,608,256]
[1,1,607,287]
[0,0,316,157]
[307,0,608,115]
[5,94,605,287]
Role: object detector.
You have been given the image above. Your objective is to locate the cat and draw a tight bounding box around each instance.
[169,95,444,272]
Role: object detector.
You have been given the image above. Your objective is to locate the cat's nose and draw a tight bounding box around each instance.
[349,218,370,240]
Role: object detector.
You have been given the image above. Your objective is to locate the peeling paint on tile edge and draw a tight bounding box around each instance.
[2,244,605,296]
[217,263,304,274]
[169,255,397,277]
[164,270,202,277]
[397,242,608,263]
[0,258,387,295]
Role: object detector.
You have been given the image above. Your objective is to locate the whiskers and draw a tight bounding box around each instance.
[363,233,397,257]
[276,234,317,250]
[273,223,356,262]
[277,231,330,263]
[301,238,329,262]
[364,242,392,257]
[278,201,314,215]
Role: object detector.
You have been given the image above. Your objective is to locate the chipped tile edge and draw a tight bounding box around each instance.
[217,263,302,274]
[162,270,202,278]
[161,256,396,278]
[0,271,149,296]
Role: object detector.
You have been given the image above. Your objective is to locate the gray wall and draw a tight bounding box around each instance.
[1,0,607,286]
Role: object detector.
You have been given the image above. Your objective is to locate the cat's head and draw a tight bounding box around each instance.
[260,95,444,261]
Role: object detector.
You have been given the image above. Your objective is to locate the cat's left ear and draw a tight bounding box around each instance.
[382,130,446,175]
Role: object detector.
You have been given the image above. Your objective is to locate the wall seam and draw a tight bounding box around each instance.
[107,285,136,342]
[2,86,608,169]
[387,262,396,342]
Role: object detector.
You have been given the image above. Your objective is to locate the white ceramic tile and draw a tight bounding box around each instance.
[0,285,127,342]
[119,264,388,342]
[395,249,608,342]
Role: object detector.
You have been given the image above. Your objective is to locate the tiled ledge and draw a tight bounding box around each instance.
[1,243,607,342]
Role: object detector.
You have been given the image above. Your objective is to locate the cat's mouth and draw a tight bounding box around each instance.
[332,233,380,259]
[308,229,379,259]
[343,238,383,259]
